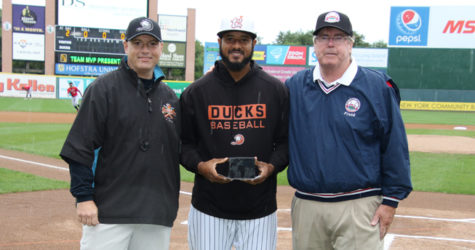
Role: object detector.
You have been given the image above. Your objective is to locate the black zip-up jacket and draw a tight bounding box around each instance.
[60,58,181,226]
[180,60,289,219]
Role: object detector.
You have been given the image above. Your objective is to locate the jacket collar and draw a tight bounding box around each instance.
[312,57,358,87]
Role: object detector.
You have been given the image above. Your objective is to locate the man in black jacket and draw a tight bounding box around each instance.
[180,15,289,250]
[60,17,180,250]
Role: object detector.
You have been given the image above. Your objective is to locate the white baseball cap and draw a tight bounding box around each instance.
[217,15,256,39]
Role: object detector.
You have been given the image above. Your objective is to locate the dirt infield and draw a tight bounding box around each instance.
[0,111,474,249]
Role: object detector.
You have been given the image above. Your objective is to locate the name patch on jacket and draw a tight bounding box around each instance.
[208,104,266,130]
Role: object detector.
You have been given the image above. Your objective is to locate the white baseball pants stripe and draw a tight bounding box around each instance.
[188,205,277,250]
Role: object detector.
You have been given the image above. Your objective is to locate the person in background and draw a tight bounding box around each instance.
[180,15,289,250]
[60,17,180,250]
[67,81,83,112]
[285,11,412,250]
[23,84,32,99]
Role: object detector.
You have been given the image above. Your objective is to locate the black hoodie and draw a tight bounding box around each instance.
[180,60,289,219]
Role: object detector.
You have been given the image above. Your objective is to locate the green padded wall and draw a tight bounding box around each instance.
[388,48,475,90]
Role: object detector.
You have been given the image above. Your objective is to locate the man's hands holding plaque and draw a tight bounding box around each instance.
[197,157,275,185]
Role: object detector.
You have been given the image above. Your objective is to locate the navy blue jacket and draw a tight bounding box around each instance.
[285,66,412,207]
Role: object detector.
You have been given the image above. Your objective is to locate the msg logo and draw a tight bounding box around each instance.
[443,20,475,34]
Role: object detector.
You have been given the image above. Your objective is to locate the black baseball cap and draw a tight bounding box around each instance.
[313,11,353,36]
[126,17,162,41]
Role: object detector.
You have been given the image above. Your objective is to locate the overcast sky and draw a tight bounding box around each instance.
[3,0,474,44]
[156,0,475,44]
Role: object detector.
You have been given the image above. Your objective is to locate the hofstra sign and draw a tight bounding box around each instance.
[389,6,475,48]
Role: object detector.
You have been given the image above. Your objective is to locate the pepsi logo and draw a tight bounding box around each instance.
[398,9,422,34]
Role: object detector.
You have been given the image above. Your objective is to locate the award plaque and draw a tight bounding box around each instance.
[227,157,258,180]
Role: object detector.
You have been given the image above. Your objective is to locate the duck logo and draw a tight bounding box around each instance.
[397,9,422,34]
[231,134,245,146]
[161,103,176,122]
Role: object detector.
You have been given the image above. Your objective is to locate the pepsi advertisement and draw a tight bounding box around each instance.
[389,7,430,47]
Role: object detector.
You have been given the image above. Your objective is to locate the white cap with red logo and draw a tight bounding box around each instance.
[217,15,256,39]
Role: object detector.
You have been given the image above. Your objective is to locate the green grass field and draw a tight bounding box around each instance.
[1,97,474,195]
[0,168,69,194]
[0,97,76,113]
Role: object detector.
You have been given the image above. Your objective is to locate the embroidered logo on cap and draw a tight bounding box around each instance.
[137,19,153,32]
[325,12,341,23]
[230,16,244,29]
[231,134,245,145]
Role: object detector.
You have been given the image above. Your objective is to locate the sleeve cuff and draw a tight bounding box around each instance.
[76,195,94,203]
[382,196,400,208]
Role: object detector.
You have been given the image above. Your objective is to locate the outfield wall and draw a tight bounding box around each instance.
[389,48,475,102]
[1,72,474,111]
[0,72,190,100]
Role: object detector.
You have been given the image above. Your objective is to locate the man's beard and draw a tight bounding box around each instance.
[220,48,253,72]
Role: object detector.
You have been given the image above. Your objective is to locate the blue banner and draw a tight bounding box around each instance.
[266,46,289,65]
[203,42,220,74]
[55,63,118,76]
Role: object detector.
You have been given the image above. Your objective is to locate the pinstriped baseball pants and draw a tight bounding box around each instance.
[188,205,277,250]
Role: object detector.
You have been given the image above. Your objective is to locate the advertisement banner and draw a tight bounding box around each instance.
[351,48,388,68]
[57,0,147,29]
[203,43,271,73]
[389,7,430,47]
[253,45,267,65]
[12,4,45,34]
[158,42,186,68]
[203,42,220,74]
[308,46,318,65]
[308,47,388,68]
[163,81,191,97]
[266,46,307,65]
[13,33,45,61]
[261,66,306,83]
[0,73,56,99]
[427,6,475,49]
[57,77,93,99]
[55,63,117,76]
[158,14,187,42]
[401,101,475,111]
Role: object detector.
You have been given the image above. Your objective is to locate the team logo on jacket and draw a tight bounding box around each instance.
[161,103,176,122]
[231,134,245,146]
[344,98,360,117]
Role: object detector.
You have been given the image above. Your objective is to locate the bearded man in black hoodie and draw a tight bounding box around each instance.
[180,15,289,250]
